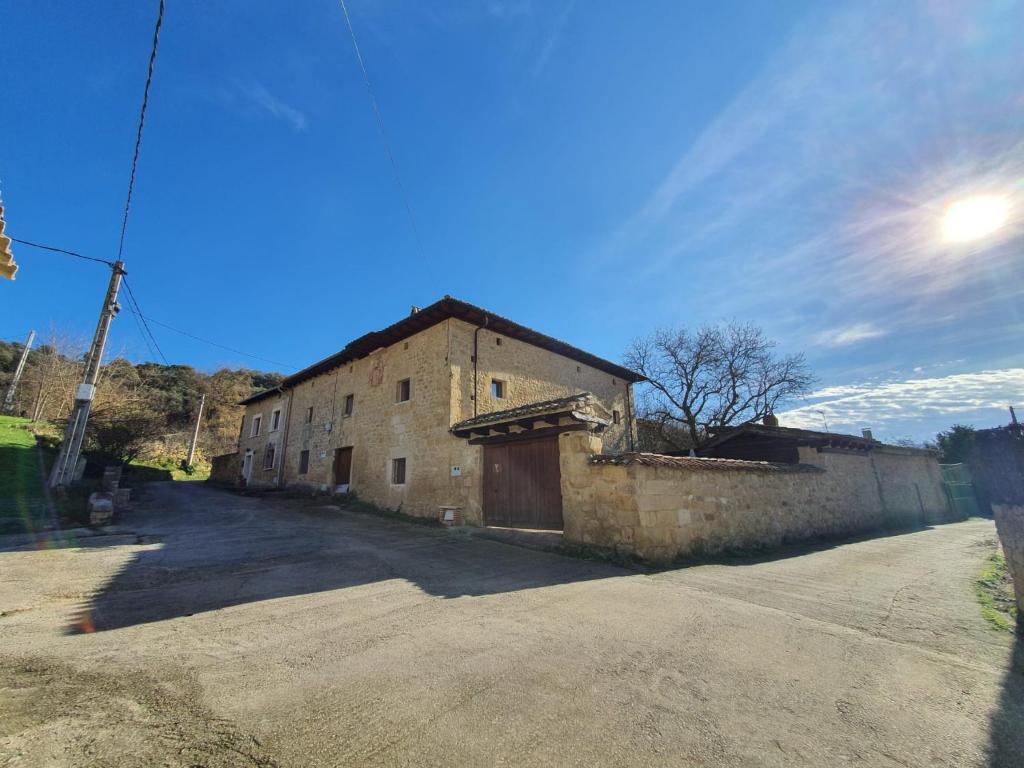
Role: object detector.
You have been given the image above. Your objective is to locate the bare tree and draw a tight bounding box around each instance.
[624,322,814,450]
[19,327,87,423]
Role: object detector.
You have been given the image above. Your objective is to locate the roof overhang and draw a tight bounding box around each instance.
[240,297,644,406]
[451,393,611,445]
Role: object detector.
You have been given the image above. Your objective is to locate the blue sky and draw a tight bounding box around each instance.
[1,0,1022,442]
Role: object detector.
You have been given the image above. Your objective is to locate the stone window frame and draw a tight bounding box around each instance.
[250,413,262,438]
[343,393,354,417]
[491,379,506,399]
[396,378,412,404]
[263,442,276,471]
[391,457,407,485]
[304,406,313,424]
[298,449,310,475]
[270,408,282,432]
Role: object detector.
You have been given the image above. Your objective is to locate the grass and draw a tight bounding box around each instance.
[975,550,1018,633]
[0,415,48,534]
[129,455,210,482]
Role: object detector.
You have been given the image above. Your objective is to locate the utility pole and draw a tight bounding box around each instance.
[186,392,205,468]
[49,262,125,488]
[2,329,35,414]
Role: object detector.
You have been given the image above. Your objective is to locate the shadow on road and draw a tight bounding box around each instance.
[989,627,1024,767]
[65,483,625,634]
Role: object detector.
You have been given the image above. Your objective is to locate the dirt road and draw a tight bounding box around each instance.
[1,482,1020,766]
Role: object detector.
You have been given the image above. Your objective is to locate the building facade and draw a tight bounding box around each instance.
[236,298,642,527]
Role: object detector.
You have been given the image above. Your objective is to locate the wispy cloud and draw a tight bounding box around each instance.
[532,0,576,76]
[813,322,886,348]
[603,0,1024,334]
[778,368,1024,438]
[239,81,308,132]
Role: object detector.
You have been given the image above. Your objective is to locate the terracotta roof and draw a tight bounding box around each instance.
[702,422,937,456]
[589,452,823,473]
[702,423,879,451]
[241,297,643,405]
[451,393,608,435]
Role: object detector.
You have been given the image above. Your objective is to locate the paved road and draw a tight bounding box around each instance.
[0,482,1020,767]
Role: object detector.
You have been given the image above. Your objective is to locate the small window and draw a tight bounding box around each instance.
[251,415,262,437]
[396,378,411,403]
[392,457,407,485]
[263,442,276,470]
[343,393,354,416]
[305,406,313,424]
[271,408,281,431]
[491,379,505,399]
[495,337,502,346]
[576,366,581,373]
[299,450,310,475]
[613,410,621,425]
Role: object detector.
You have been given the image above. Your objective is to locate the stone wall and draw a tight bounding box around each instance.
[208,452,240,485]
[237,317,637,524]
[993,504,1024,613]
[447,319,635,453]
[559,433,957,562]
[237,392,289,488]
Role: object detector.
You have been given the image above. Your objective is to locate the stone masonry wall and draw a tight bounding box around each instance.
[277,321,468,518]
[447,319,635,453]
[993,504,1024,613]
[238,392,289,488]
[238,316,637,524]
[560,433,957,562]
[208,452,239,485]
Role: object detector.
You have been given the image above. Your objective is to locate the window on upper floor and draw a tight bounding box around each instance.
[251,414,262,437]
[613,410,621,425]
[392,457,407,485]
[263,442,276,470]
[343,394,354,416]
[305,406,313,424]
[271,408,281,431]
[396,378,411,403]
[299,450,310,475]
[491,379,505,399]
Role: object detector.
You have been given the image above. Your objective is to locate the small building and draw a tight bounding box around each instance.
[234,297,642,528]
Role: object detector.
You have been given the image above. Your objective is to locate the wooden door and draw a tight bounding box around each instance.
[333,447,353,487]
[483,436,563,529]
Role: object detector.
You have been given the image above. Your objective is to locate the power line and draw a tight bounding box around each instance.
[10,237,114,266]
[117,0,165,261]
[337,0,426,260]
[3,234,293,371]
[121,277,168,364]
[139,314,297,371]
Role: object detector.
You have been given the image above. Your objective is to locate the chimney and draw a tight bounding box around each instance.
[862,428,874,441]
[762,413,779,427]
[410,305,421,316]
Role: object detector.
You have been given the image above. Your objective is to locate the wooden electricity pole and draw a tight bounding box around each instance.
[49,262,125,488]
[186,392,205,468]
[2,329,35,414]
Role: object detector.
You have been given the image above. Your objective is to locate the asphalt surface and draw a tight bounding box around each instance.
[0,482,1020,767]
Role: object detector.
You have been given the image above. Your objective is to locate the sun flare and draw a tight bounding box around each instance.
[941,195,1010,242]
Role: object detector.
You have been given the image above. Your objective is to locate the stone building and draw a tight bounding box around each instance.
[235,297,642,527]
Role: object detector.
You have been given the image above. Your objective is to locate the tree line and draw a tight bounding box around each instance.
[0,332,282,466]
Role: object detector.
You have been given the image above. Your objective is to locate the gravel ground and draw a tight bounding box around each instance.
[0,482,1020,767]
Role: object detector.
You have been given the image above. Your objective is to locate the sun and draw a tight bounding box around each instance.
[941,195,1010,242]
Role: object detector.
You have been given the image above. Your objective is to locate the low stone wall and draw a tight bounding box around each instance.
[558,432,957,562]
[993,504,1024,613]
[208,452,240,485]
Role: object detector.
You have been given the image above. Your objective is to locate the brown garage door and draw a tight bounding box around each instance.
[483,436,563,530]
